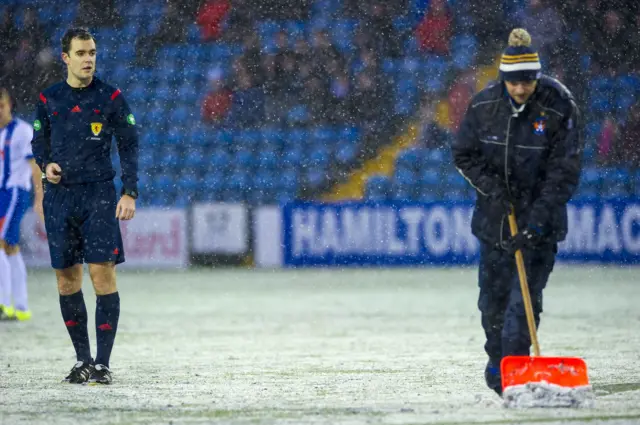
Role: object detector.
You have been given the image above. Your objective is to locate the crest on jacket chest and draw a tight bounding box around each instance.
[533,111,547,136]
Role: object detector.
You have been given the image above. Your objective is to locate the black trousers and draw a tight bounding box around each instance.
[478,242,557,364]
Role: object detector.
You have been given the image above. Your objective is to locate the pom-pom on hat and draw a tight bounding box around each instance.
[499,28,541,82]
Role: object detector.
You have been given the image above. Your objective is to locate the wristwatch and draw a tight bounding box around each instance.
[122,188,139,199]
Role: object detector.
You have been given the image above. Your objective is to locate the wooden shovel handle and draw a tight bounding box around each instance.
[508,208,541,357]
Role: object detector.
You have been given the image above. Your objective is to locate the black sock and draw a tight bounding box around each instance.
[60,290,92,363]
[95,292,120,368]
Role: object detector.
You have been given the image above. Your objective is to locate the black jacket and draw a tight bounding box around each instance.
[452,76,583,247]
[32,77,139,192]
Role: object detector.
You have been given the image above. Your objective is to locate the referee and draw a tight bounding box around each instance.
[31,28,139,385]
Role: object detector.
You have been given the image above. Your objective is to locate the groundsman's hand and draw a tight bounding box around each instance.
[45,163,62,184]
[116,195,136,220]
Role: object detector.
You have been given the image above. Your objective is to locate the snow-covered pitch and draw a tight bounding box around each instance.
[1,267,639,424]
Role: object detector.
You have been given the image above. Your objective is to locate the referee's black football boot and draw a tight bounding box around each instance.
[63,361,94,384]
[89,364,113,385]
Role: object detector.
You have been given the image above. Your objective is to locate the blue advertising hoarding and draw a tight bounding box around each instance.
[281,200,640,267]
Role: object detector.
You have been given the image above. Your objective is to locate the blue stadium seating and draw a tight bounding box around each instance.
[390,182,415,201]
[256,149,279,170]
[420,169,441,187]
[184,147,206,169]
[335,144,358,165]
[306,168,327,190]
[444,170,468,190]
[365,174,391,201]
[283,146,304,167]
[20,0,629,206]
[279,169,300,191]
[396,148,423,169]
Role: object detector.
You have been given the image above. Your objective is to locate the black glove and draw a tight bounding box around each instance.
[506,225,543,254]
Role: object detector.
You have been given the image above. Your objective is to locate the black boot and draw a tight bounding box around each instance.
[484,360,503,396]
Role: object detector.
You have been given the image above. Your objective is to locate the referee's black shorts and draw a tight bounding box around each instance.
[43,180,125,270]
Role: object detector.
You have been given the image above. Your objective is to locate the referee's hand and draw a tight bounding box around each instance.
[116,195,136,220]
[45,163,62,184]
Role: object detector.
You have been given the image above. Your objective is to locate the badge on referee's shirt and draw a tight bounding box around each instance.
[91,122,103,136]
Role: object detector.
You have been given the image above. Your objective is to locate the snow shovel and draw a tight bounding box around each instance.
[500,209,590,402]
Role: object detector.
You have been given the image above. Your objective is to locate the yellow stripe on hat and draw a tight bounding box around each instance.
[501,58,541,64]
[501,54,540,64]
[502,53,540,60]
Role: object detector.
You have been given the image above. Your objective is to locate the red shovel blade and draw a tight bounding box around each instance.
[501,356,590,389]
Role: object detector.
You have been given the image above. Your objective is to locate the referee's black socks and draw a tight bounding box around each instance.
[94,292,120,368]
[60,290,92,363]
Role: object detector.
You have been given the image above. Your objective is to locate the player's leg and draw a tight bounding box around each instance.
[57,264,95,383]
[3,242,29,320]
[87,261,119,384]
[3,188,34,320]
[0,241,13,319]
[0,189,15,319]
[82,181,124,384]
[0,245,14,320]
[477,243,513,395]
[502,244,557,357]
[42,183,93,383]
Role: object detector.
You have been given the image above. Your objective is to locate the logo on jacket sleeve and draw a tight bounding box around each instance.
[91,122,103,136]
[126,114,136,125]
[33,120,41,131]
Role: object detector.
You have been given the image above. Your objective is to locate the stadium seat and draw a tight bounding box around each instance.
[184,147,206,169]
[152,173,176,198]
[423,148,447,165]
[139,150,155,170]
[390,182,415,201]
[417,189,439,202]
[253,170,277,192]
[234,149,256,169]
[170,106,190,123]
[574,186,599,202]
[207,129,230,148]
[177,172,199,193]
[420,169,441,187]
[260,127,284,150]
[210,149,231,171]
[165,126,183,146]
[235,129,261,150]
[395,148,423,170]
[589,76,615,94]
[309,149,331,168]
[256,149,279,170]
[394,167,417,186]
[285,128,307,147]
[305,167,327,190]
[445,189,468,202]
[339,126,361,143]
[335,143,358,165]
[364,174,391,201]
[444,170,468,190]
[282,147,304,167]
[278,169,299,191]
[157,146,181,170]
[601,182,630,199]
[274,188,296,204]
[311,127,336,146]
[224,171,251,202]
[287,105,310,125]
[177,84,198,103]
